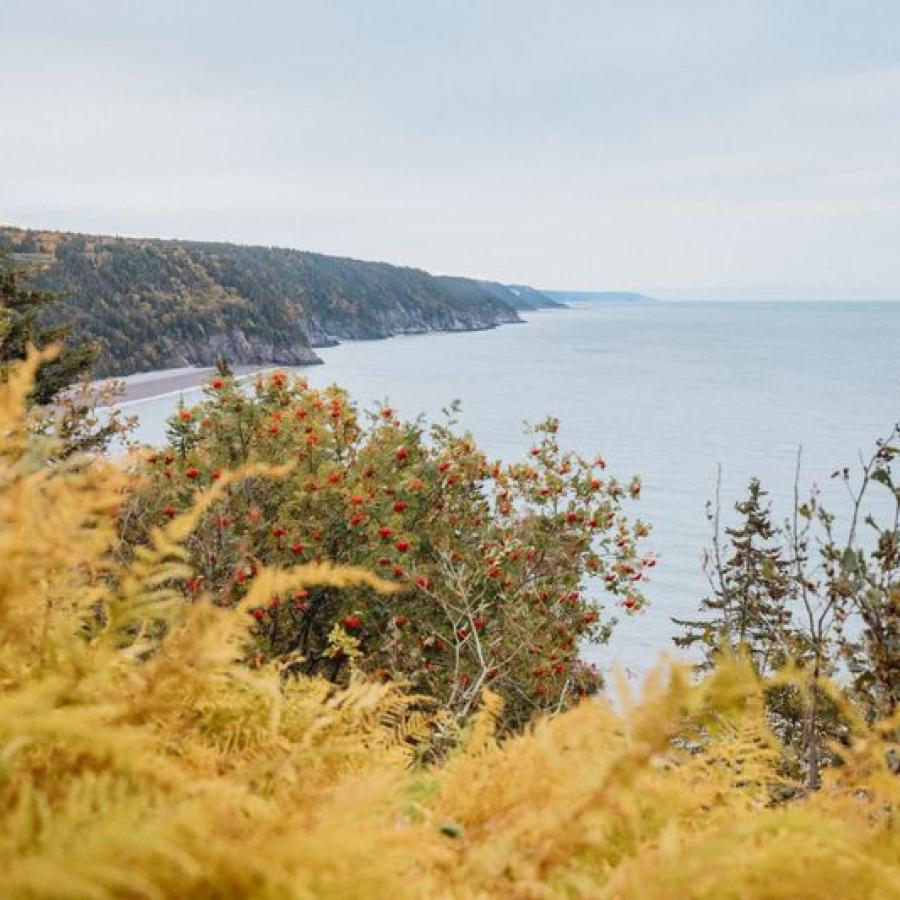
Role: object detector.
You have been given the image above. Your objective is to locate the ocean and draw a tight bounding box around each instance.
[121,301,900,678]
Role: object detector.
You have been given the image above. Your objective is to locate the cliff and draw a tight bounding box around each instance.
[0,227,525,376]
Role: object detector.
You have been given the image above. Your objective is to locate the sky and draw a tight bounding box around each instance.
[2,1,900,299]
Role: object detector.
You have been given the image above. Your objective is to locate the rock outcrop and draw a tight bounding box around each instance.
[159,327,323,369]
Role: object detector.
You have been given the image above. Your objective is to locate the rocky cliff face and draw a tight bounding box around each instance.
[0,226,526,376]
[158,327,323,368]
[308,294,521,343]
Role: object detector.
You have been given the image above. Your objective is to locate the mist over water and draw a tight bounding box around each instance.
[125,302,900,679]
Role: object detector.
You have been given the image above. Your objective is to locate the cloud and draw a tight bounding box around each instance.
[1,1,898,298]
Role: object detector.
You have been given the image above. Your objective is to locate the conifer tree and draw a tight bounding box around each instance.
[674,478,793,675]
[0,252,97,404]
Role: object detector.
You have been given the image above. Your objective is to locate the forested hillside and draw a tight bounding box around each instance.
[437,277,564,310]
[0,227,537,376]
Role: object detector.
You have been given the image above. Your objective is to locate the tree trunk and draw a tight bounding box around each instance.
[804,668,821,791]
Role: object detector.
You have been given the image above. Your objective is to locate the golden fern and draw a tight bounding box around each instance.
[0,354,897,899]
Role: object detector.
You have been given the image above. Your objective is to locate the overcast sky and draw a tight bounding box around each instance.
[2,1,899,299]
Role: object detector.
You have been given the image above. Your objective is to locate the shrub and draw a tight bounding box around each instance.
[122,371,651,730]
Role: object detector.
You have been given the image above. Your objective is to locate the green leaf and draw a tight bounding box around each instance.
[841,547,858,573]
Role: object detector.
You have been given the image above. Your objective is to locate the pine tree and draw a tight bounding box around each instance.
[677,474,855,790]
[0,252,98,404]
[674,478,793,675]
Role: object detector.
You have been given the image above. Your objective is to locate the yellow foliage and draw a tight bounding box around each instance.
[1,355,897,898]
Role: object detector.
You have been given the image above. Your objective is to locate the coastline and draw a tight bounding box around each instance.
[105,365,271,407]
[105,312,559,406]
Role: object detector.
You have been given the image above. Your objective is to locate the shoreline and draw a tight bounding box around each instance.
[104,318,538,406]
[102,365,272,407]
[103,309,567,407]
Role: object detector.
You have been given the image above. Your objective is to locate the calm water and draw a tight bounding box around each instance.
[123,302,900,678]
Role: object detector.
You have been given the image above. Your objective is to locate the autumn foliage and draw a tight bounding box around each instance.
[122,370,651,730]
[1,355,898,898]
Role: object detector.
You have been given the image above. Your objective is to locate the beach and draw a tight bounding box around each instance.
[107,366,265,406]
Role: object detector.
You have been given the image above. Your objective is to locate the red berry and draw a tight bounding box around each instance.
[250,608,265,621]
[415,575,430,589]
[163,504,177,519]
[378,526,393,539]
[185,467,200,480]
[393,500,407,513]
[212,377,224,390]
[342,615,362,631]
[394,614,408,627]
[395,540,411,553]
[395,447,409,462]
[290,543,305,555]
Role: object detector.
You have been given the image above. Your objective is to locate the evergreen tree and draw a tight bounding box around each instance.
[0,252,98,403]
[674,478,793,675]
[677,474,855,790]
